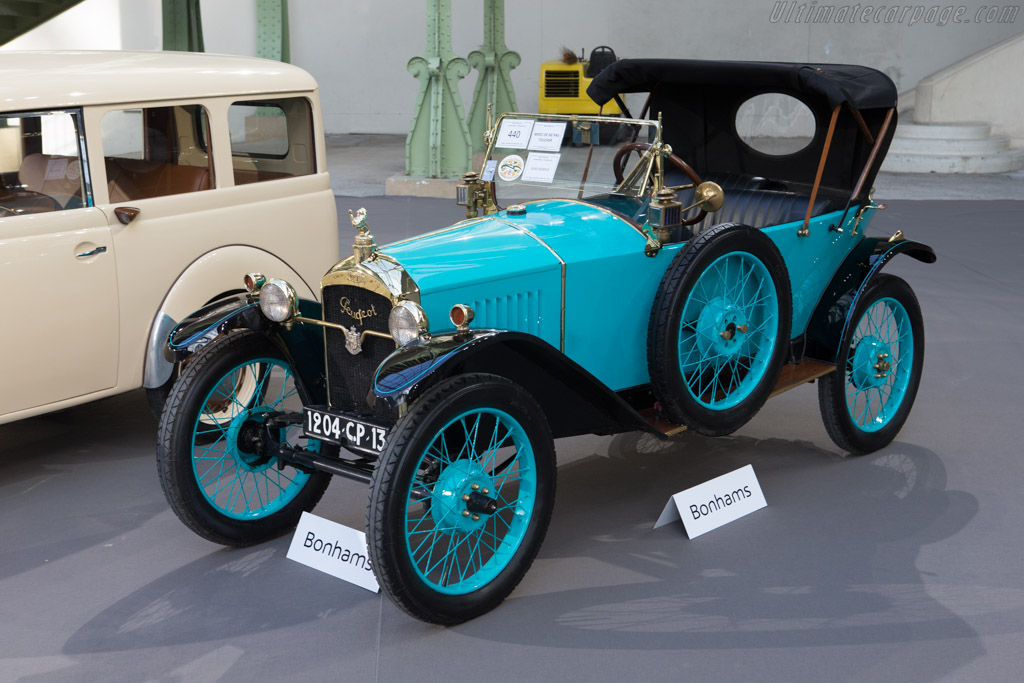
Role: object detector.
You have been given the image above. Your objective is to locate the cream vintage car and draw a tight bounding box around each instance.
[0,51,338,424]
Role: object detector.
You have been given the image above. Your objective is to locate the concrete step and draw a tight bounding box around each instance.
[895,121,991,140]
[888,135,1011,155]
[882,148,1024,174]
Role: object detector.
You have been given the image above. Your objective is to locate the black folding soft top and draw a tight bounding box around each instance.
[587,59,898,202]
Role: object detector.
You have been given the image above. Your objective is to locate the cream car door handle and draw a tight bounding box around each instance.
[76,246,108,258]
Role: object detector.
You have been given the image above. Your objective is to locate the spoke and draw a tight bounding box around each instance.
[409,526,438,559]
[460,413,482,460]
[407,510,437,539]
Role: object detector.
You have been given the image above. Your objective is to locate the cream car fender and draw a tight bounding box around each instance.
[143,245,319,389]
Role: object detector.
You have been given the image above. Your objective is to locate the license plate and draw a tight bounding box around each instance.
[303,407,388,454]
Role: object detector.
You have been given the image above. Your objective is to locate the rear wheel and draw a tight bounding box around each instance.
[649,224,792,435]
[818,275,924,454]
[367,374,556,624]
[157,331,330,546]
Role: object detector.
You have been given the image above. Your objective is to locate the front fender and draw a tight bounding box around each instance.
[805,237,936,362]
[165,294,329,405]
[372,330,654,439]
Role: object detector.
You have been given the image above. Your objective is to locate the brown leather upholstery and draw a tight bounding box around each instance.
[105,157,212,202]
[233,168,292,185]
[18,153,84,209]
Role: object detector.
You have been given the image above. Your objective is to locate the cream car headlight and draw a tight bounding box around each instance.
[259,278,298,322]
[389,301,429,346]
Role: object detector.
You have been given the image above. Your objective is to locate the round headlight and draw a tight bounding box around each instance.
[389,301,428,346]
[259,279,297,322]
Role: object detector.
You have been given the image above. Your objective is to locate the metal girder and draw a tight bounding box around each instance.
[405,0,473,178]
[466,0,520,151]
[256,0,289,63]
[162,0,204,52]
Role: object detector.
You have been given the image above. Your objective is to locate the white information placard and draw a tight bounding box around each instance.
[495,118,534,149]
[286,512,379,592]
[654,464,767,538]
[522,152,561,183]
[528,121,566,151]
[44,157,69,180]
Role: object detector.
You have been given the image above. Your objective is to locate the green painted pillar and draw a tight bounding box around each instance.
[406,0,473,178]
[467,0,520,151]
[256,0,290,63]
[162,0,204,52]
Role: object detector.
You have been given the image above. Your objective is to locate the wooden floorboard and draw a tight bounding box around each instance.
[770,358,836,398]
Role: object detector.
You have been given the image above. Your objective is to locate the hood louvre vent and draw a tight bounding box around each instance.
[473,290,543,336]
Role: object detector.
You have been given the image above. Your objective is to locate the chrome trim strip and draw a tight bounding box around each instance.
[293,316,395,345]
[493,217,567,352]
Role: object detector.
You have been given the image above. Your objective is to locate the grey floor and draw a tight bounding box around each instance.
[3,197,1024,682]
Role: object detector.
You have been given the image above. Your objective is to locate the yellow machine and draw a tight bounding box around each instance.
[538,46,621,116]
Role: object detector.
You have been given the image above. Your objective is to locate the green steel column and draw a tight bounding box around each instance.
[162,0,204,52]
[256,0,290,63]
[406,0,473,178]
[467,0,520,151]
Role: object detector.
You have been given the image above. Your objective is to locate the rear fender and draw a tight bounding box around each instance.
[805,237,936,362]
[372,330,654,438]
[164,294,329,405]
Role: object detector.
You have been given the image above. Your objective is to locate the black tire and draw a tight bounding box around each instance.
[157,330,330,546]
[366,374,556,624]
[145,370,176,422]
[648,223,792,436]
[818,274,924,454]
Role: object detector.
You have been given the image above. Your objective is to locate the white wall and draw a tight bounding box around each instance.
[4,0,1022,134]
[914,31,1024,145]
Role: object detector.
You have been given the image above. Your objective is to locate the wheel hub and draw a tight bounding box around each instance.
[696,297,749,361]
[430,460,498,535]
[851,336,893,389]
[225,406,275,472]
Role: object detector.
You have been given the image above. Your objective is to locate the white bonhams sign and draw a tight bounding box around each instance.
[654,464,767,538]
[286,512,380,592]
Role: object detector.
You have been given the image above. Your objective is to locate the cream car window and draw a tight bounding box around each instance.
[101,104,214,202]
[228,97,314,185]
[0,111,86,215]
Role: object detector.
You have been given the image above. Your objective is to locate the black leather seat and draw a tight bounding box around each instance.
[704,172,787,192]
[692,189,836,232]
[664,170,787,193]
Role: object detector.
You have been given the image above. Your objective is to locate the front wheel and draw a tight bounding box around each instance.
[818,274,925,454]
[156,331,330,546]
[366,374,556,624]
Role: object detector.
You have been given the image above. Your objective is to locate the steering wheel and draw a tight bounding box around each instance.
[0,189,62,215]
[612,142,710,226]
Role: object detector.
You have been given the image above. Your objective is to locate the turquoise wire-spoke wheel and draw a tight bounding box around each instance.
[818,274,924,454]
[157,331,330,546]
[649,223,792,436]
[367,374,556,624]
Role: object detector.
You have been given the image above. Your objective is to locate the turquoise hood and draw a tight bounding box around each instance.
[380,199,661,384]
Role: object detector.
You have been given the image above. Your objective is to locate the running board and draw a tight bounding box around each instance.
[769,359,836,398]
[639,408,688,436]
[639,359,836,436]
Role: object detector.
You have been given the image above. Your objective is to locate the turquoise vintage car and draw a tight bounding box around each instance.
[155,59,935,624]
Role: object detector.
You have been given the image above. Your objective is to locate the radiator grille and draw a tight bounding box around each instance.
[544,70,580,99]
[473,291,543,336]
[323,285,393,414]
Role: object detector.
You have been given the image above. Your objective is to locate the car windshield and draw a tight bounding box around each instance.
[483,114,661,210]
